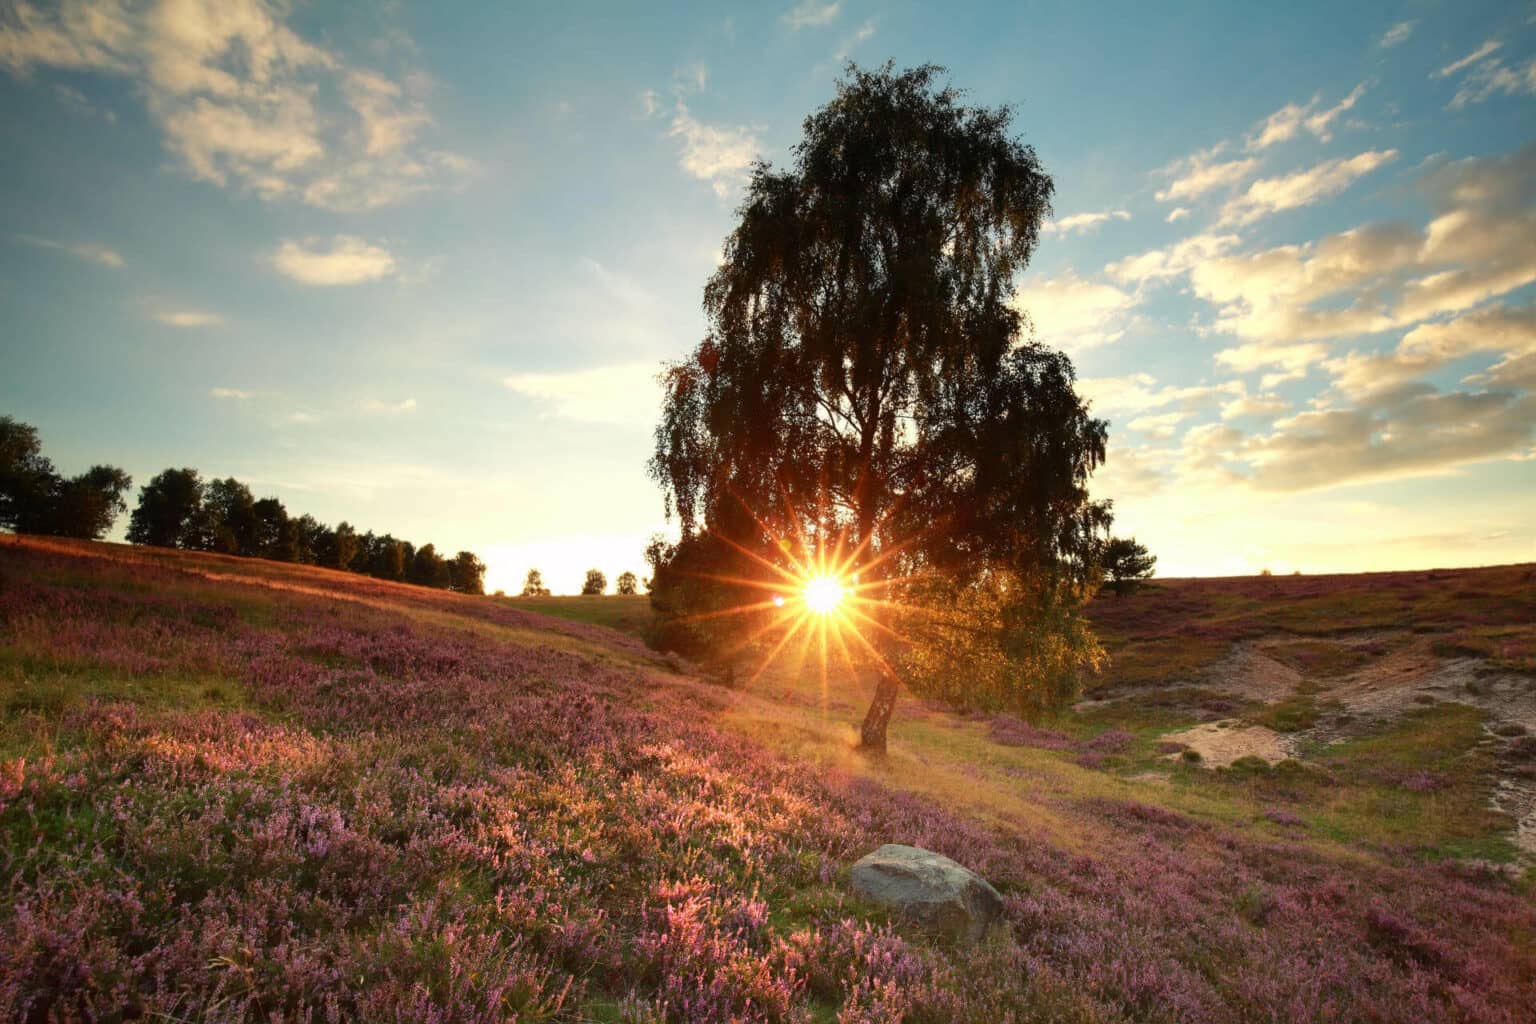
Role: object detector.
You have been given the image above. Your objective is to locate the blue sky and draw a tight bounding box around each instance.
[2,0,1533,593]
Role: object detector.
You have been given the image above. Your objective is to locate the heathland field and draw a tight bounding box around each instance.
[2,535,1534,1021]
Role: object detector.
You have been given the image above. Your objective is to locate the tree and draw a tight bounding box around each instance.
[449,551,486,595]
[44,466,134,539]
[251,497,295,561]
[410,543,452,589]
[615,570,639,595]
[316,521,360,571]
[0,417,56,533]
[650,64,1110,753]
[521,568,550,597]
[581,569,607,596]
[127,468,205,548]
[199,477,260,555]
[1101,536,1155,596]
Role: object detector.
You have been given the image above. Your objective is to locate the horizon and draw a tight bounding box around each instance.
[3,1,1534,593]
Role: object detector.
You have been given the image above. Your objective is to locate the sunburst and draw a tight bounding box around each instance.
[665,494,930,696]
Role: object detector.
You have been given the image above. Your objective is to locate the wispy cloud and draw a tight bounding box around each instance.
[833,19,875,61]
[1247,83,1368,150]
[783,1,841,30]
[0,0,472,211]
[209,386,251,400]
[272,236,396,286]
[360,398,418,415]
[1154,146,1260,203]
[1042,209,1131,236]
[504,363,662,425]
[12,233,122,266]
[1447,55,1536,109]
[154,310,223,327]
[1379,20,1416,48]
[668,102,760,198]
[1435,39,1502,78]
[1218,149,1397,226]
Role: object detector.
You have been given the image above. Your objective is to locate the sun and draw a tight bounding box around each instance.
[802,575,845,614]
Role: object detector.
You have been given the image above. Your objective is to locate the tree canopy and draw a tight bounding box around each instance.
[649,64,1112,752]
[581,569,607,596]
[1,417,132,540]
[1102,536,1156,596]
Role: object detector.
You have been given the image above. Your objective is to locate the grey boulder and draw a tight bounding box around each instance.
[850,843,1003,942]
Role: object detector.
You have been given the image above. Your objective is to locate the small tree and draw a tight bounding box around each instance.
[449,551,486,594]
[127,468,205,548]
[1102,536,1156,596]
[615,570,639,596]
[581,569,607,596]
[521,568,551,596]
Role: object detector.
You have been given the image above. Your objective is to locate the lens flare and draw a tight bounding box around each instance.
[803,575,845,614]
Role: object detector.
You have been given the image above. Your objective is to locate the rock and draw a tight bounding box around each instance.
[850,844,1003,942]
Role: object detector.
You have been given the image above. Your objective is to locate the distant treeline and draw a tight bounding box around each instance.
[2,415,485,595]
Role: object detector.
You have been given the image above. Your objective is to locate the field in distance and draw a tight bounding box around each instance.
[2,535,1533,1022]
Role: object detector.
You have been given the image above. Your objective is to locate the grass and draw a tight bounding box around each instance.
[2,536,1533,1022]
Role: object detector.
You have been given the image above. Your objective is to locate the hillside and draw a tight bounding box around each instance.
[2,536,1533,1022]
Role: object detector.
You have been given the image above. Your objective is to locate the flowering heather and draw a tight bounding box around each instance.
[2,539,1534,1022]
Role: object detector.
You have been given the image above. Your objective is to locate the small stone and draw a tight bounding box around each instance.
[850,844,1003,942]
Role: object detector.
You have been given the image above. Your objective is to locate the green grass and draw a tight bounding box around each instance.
[506,594,653,638]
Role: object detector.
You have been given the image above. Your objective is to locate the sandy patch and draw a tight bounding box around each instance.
[1205,644,1302,702]
[1161,720,1295,768]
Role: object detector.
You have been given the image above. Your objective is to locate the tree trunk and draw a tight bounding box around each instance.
[858,672,900,755]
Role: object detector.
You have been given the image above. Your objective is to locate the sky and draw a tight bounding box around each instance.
[1,0,1533,593]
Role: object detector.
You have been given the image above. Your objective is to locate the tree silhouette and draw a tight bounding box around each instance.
[581,569,607,596]
[521,568,550,596]
[449,551,486,594]
[1,418,131,539]
[1102,536,1156,596]
[650,64,1109,753]
[45,466,134,539]
[199,478,260,555]
[615,570,639,596]
[128,468,205,548]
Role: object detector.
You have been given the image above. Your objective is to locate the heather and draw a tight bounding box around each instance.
[3,539,1534,1021]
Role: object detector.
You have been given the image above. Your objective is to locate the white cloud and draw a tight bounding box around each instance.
[638,88,660,118]
[1218,149,1397,226]
[209,386,251,399]
[1326,304,1536,400]
[0,0,471,211]
[1078,372,1241,417]
[1435,39,1502,78]
[834,19,875,60]
[503,363,662,425]
[1379,20,1416,48]
[1127,410,1192,440]
[1448,55,1536,109]
[12,233,122,266]
[1154,146,1259,203]
[1042,209,1130,236]
[783,1,840,29]
[1185,144,1536,352]
[155,310,222,327]
[1165,207,1190,223]
[1221,391,1290,421]
[1107,232,1241,285]
[1243,386,1536,491]
[669,102,760,198]
[1246,83,1367,150]
[272,235,396,286]
[360,398,418,415]
[1014,272,1135,352]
